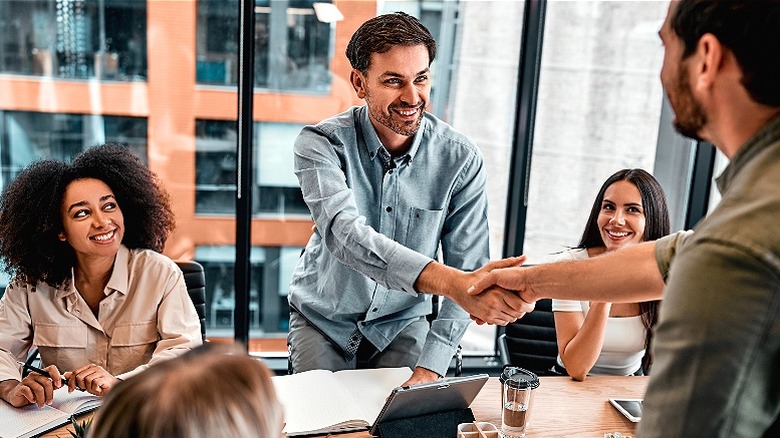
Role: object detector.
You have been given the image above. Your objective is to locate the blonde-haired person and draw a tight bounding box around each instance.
[88,343,284,438]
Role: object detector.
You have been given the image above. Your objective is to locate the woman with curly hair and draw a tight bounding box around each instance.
[0,144,202,408]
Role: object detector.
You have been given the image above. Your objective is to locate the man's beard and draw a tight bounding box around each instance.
[669,63,707,141]
[367,99,425,137]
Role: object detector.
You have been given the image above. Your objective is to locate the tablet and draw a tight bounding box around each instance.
[370,373,489,435]
[609,398,643,422]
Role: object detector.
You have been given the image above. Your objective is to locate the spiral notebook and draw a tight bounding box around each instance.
[0,387,101,438]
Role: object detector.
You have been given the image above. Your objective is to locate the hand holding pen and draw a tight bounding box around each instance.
[0,362,66,408]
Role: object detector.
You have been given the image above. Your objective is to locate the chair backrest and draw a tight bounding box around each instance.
[498,298,560,376]
[176,261,207,343]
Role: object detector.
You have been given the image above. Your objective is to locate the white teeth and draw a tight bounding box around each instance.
[93,230,114,241]
[397,108,417,116]
[607,230,629,237]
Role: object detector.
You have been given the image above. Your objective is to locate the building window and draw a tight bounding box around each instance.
[0,0,147,80]
[195,245,300,336]
[194,119,309,217]
[196,0,333,93]
[0,110,147,190]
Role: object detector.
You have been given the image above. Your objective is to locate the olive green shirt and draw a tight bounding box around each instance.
[640,116,780,437]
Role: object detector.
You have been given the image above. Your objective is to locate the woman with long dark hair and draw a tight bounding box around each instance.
[553,168,669,381]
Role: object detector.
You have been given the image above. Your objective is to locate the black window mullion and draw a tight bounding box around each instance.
[234,0,256,349]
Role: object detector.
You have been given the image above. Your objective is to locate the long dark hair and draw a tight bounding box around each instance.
[577,168,670,374]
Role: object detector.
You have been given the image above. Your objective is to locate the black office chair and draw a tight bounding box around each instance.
[176,260,207,343]
[497,298,563,376]
[23,260,208,373]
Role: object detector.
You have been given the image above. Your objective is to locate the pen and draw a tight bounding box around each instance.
[16,361,81,390]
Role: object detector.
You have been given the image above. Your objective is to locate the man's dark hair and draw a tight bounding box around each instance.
[672,0,780,106]
[345,12,436,73]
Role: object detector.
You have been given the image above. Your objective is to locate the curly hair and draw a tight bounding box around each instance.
[0,144,175,288]
[346,12,436,73]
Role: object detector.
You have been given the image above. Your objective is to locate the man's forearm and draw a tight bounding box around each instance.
[529,241,665,303]
[414,261,461,297]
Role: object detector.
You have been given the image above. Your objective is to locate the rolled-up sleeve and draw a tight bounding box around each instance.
[294,125,432,294]
[655,230,694,282]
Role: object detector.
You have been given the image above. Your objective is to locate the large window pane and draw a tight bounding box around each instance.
[196,0,332,92]
[0,0,146,80]
[195,245,299,338]
[0,110,147,190]
[194,119,308,216]
[524,1,668,263]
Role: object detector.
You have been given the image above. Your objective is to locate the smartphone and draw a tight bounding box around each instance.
[609,398,643,422]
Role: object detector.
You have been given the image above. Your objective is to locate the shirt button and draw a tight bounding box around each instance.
[372,308,378,312]
[388,169,394,174]
[385,206,392,213]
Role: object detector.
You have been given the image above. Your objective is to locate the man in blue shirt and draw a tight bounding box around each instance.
[289,12,530,386]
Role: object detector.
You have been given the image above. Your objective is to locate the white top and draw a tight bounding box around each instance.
[551,248,646,376]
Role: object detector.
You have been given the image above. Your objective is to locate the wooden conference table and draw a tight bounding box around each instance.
[45,375,647,438]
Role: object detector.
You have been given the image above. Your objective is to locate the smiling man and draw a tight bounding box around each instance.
[468,1,780,436]
[289,12,531,386]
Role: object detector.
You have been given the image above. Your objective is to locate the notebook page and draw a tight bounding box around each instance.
[0,401,67,438]
[272,370,369,435]
[50,386,101,415]
[333,367,413,424]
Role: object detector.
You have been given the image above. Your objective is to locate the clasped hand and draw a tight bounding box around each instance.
[449,257,535,326]
[466,264,539,325]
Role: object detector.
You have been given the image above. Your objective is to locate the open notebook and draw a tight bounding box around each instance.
[272,367,489,437]
[272,367,413,436]
[0,386,101,438]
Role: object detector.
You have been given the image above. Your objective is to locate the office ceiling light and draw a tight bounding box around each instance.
[313,3,344,23]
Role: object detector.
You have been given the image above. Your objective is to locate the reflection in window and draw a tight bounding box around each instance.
[0,0,147,80]
[196,0,332,93]
[194,119,309,216]
[195,245,300,337]
[0,111,147,190]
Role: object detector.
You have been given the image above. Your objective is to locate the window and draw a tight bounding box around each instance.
[0,0,147,80]
[523,1,669,263]
[0,0,704,369]
[0,110,147,190]
[196,0,333,93]
[195,245,301,337]
[194,119,308,216]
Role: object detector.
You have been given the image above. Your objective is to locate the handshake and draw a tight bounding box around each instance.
[416,256,540,326]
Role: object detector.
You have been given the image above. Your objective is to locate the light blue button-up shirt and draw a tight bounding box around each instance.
[290,105,490,375]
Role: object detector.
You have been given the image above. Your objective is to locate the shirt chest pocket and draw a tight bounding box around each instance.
[109,320,158,374]
[33,324,87,348]
[404,207,444,258]
[111,320,158,347]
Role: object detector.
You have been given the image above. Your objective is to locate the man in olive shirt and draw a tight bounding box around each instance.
[468,1,780,436]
